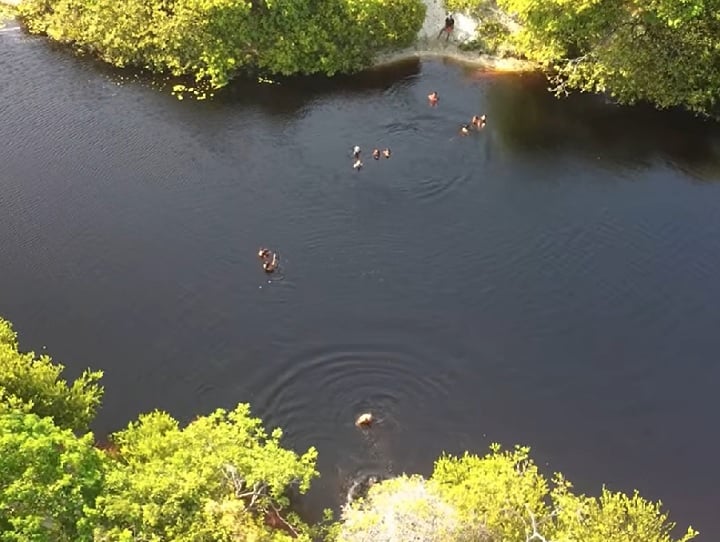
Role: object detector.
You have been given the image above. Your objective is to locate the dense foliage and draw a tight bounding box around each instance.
[0,410,106,542]
[449,0,720,116]
[337,475,485,542]
[17,0,425,90]
[0,318,102,433]
[0,316,700,540]
[339,444,698,542]
[93,404,319,541]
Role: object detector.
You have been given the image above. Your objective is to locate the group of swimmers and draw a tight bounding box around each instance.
[257,247,279,273]
[352,145,391,170]
[260,91,485,275]
[427,91,487,135]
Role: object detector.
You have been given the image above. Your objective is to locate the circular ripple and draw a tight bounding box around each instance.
[251,344,452,450]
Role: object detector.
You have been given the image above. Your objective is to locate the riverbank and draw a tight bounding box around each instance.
[372,0,536,72]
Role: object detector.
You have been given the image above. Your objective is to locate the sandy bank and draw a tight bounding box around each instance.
[373,0,536,72]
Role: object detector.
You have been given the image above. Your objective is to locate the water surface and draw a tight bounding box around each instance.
[2,23,720,539]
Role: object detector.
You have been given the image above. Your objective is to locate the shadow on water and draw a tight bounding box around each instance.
[213,59,422,116]
[24,30,421,118]
[480,70,720,180]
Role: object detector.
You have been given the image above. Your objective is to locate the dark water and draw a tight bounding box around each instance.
[2,21,720,539]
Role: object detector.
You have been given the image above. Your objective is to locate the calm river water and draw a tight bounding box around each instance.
[2,21,720,539]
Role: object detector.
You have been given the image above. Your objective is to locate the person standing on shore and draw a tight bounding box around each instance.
[438,13,455,42]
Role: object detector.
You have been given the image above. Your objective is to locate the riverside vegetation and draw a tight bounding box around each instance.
[0,316,698,541]
[15,0,425,94]
[11,0,720,116]
[448,0,720,117]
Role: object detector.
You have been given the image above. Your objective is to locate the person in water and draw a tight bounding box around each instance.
[438,13,455,41]
[372,148,380,160]
[353,158,363,170]
[471,115,482,128]
[353,145,361,160]
[428,91,439,105]
[382,148,391,159]
[263,253,278,273]
[460,124,471,136]
[258,248,271,260]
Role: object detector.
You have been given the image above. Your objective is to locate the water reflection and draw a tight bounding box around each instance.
[479,70,720,180]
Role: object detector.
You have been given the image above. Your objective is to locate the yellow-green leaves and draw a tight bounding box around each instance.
[496,0,720,116]
[94,403,318,541]
[0,410,106,542]
[16,0,425,92]
[0,318,103,433]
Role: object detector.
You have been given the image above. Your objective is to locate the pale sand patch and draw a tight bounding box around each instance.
[372,0,535,72]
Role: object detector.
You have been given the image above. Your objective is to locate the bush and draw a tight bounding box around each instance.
[0,410,106,542]
[17,0,426,89]
[0,317,103,433]
[93,403,319,542]
[335,444,698,542]
[337,475,487,542]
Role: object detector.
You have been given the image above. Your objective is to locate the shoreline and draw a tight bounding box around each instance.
[372,45,536,73]
[371,0,536,74]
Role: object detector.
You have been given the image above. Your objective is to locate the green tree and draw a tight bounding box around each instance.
[0,409,106,542]
[432,445,549,541]
[93,403,318,541]
[0,318,103,433]
[337,475,487,542]
[335,444,697,542]
[495,0,720,116]
[17,0,425,90]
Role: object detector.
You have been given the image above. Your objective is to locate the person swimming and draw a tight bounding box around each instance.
[372,148,380,160]
[382,148,391,159]
[428,91,439,105]
[258,248,271,260]
[263,253,278,273]
[460,124,471,135]
[353,145,361,159]
[471,114,487,128]
[353,159,363,170]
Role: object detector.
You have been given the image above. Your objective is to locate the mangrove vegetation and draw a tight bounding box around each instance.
[0,316,698,541]
[15,0,425,90]
[449,0,720,117]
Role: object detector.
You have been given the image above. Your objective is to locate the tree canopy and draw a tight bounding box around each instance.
[338,444,698,542]
[93,404,319,542]
[17,0,425,90]
[0,315,700,541]
[492,0,720,116]
[0,410,106,542]
[0,318,103,433]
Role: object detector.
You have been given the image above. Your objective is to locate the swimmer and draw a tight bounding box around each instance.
[353,159,363,170]
[355,412,373,427]
[460,124,471,136]
[372,148,380,160]
[428,91,439,105]
[382,148,391,159]
[263,253,278,273]
[258,248,271,260]
[480,114,487,125]
[353,145,361,159]
[471,115,481,128]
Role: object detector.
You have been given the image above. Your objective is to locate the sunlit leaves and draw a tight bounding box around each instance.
[0,410,106,542]
[0,318,103,433]
[337,444,698,542]
[93,403,318,541]
[496,0,720,115]
[17,0,425,91]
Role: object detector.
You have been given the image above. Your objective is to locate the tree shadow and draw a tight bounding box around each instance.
[481,71,720,181]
